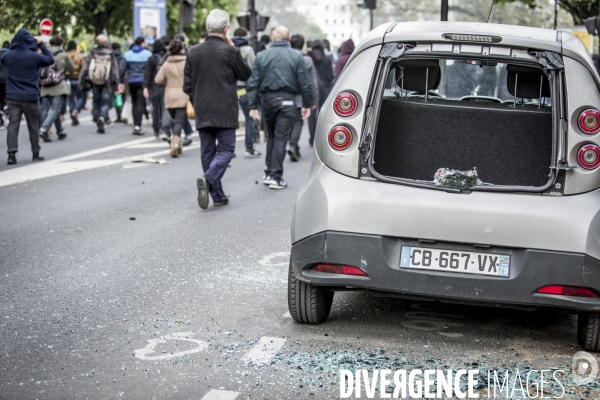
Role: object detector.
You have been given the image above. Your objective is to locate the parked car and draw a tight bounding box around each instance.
[288,21,600,352]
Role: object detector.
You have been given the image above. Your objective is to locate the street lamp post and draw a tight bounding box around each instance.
[441,0,448,21]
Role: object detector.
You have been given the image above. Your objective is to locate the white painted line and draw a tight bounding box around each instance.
[127,143,171,149]
[21,115,93,126]
[243,336,286,366]
[283,311,292,319]
[201,389,239,400]
[257,252,290,267]
[134,332,208,361]
[0,143,199,187]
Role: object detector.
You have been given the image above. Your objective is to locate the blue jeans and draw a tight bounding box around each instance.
[199,128,236,201]
[92,85,112,121]
[40,95,65,133]
[238,95,255,151]
[68,79,85,114]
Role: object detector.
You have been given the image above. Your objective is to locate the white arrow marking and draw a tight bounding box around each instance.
[243,336,286,366]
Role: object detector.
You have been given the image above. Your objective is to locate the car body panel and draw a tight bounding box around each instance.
[293,161,600,261]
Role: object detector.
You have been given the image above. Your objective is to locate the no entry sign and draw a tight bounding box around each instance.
[39,18,54,36]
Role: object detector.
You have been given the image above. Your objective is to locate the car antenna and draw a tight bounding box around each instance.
[486,0,496,23]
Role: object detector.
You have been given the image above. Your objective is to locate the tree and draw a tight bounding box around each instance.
[498,0,599,25]
[0,0,77,37]
[166,0,240,38]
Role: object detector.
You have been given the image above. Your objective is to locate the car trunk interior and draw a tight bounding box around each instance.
[372,59,554,187]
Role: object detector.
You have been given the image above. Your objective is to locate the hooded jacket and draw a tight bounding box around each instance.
[143,39,167,92]
[232,36,255,88]
[0,28,54,102]
[40,46,75,98]
[120,44,152,84]
[334,39,355,81]
[309,46,333,108]
[154,54,188,109]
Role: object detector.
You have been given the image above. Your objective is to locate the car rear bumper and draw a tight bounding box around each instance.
[290,231,600,311]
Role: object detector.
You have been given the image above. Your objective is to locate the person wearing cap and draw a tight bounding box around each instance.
[79,35,120,134]
[65,40,85,126]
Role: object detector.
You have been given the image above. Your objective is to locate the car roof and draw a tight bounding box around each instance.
[352,21,598,85]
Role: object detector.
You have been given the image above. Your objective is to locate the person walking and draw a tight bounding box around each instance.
[39,36,74,142]
[308,40,333,147]
[79,35,120,134]
[183,8,252,209]
[0,41,9,129]
[111,42,127,124]
[119,37,152,135]
[1,28,54,164]
[246,26,313,190]
[143,37,167,138]
[65,40,85,126]
[154,39,188,158]
[287,34,318,162]
[232,27,260,158]
[334,39,355,81]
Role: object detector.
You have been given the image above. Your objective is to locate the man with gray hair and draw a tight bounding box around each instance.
[247,26,313,190]
[184,9,252,209]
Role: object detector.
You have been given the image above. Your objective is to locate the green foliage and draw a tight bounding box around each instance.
[498,0,599,25]
[166,0,240,39]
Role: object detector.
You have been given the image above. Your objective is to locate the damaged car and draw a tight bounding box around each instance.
[288,21,600,351]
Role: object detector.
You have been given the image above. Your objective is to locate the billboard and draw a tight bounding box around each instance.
[134,0,167,45]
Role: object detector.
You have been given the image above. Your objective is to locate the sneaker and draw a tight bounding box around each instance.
[96,117,105,134]
[58,132,67,140]
[244,149,261,158]
[105,119,113,127]
[116,118,128,124]
[32,152,45,162]
[159,132,170,141]
[40,131,52,142]
[196,177,210,210]
[7,153,16,165]
[262,174,274,185]
[170,136,180,158]
[132,126,144,136]
[287,148,300,162]
[213,195,230,206]
[182,137,192,146]
[153,130,160,138]
[269,178,287,190]
[71,111,79,126]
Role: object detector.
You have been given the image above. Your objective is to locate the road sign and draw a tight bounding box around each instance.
[39,18,54,36]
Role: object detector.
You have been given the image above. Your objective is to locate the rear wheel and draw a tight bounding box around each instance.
[288,263,333,324]
[577,312,600,352]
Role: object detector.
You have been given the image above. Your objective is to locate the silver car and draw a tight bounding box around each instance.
[287,21,600,351]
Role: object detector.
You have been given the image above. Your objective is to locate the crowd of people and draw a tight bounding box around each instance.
[0,9,356,209]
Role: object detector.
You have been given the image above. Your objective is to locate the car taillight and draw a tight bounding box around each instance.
[333,92,357,117]
[537,285,597,298]
[577,144,600,170]
[578,109,600,134]
[328,126,352,150]
[312,264,368,276]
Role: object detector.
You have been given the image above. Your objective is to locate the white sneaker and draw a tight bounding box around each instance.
[269,178,287,190]
[159,132,169,141]
[262,174,274,185]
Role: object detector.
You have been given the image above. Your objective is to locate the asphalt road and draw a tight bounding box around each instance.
[1,110,599,399]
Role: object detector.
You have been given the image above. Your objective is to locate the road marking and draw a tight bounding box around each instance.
[134,332,208,361]
[283,311,292,319]
[127,143,172,149]
[438,332,464,338]
[201,389,239,400]
[243,336,286,366]
[0,143,199,187]
[21,115,93,127]
[257,252,290,267]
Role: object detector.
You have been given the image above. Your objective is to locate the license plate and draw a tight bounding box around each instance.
[400,246,510,277]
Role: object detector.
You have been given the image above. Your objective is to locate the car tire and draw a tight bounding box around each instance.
[577,311,600,352]
[288,262,333,324]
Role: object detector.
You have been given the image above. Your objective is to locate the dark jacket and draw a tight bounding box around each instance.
[120,44,152,84]
[309,48,334,108]
[246,41,313,110]
[79,46,120,90]
[0,28,54,102]
[183,35,252,129]
[143,40,167,91]
[0,47,8,83]
[334,39,355,81]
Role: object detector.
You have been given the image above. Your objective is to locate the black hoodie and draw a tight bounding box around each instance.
[0,28,54,102]
[143,39,167,91]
